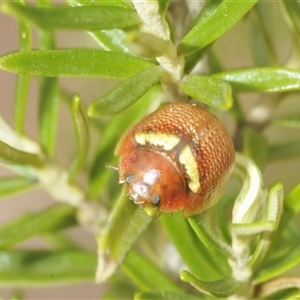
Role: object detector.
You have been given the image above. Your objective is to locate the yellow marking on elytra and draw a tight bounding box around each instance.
[134,132,180,151]
[179,145,201,193]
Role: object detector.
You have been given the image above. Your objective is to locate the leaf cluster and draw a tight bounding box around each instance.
[0,0,300,299]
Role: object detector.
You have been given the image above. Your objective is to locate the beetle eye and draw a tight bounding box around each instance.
[125,174,135,184]
[152,195,160,207]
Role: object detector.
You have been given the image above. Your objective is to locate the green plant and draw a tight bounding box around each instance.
[0,0,300,299]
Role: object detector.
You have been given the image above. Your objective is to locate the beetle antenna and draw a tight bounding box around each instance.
[106,164,118,171]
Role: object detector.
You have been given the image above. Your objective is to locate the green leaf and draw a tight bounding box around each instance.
[282,1,300,36]
[37,21,55,51]
[232,153,262,224]
[159,0,170,15]
[0,176,36,199]
[0,250,96,286]
[242,127,269,170]
[214,68,300,92]
[250,183,284,266]
[286,291,300,300]
[88,29,131,53]
[255,277,300,299]
[230,221,275,236]
[180,271,241,297]
[102,281,136,300]
[14,7,31,134]
[248,4,277,67]
[179,74,232,110]
[267,185,300,256]
[70,0,131,9]
[41,231,81,251]
[182,0,221,72]
[254,242,300,284]
[69,95,90,181]
[36,0,51,7]
[187,216,232,257]
[88,66,162,117]
[217,195,235,244]
[17,12,32,52]
[89,87,160,199]
[68,0,132,53]
[0,205,76,250]
[269,141,300,161]
[135,291,199,300]
[193,0,222,26]
[0,50,154,79]
[121,250,180,292]
[14,74,30,135]
[285,182,300,214]
[96,189,152,283]
[38,77,59,157]
[35,3,57,157]
[178,1,257,56]
[271,115,300,128]
[0,140,43,167]
[2,3,140,30]
[127,32,171,58]
[160,213,224,281]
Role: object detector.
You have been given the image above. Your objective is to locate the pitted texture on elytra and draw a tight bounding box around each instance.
[116,103,235,216]
[195,123,234,202]
[131,104,231,181]
[129,103,234,197]
[134,104,212,141]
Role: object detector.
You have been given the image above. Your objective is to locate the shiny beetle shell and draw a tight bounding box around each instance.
[115,103,235,217]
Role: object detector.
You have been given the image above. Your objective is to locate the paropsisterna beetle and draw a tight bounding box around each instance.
[115,103,235,217]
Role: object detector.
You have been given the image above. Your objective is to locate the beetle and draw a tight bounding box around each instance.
[114,103,235,217]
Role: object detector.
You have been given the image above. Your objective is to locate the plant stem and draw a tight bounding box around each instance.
[131,0,184,82]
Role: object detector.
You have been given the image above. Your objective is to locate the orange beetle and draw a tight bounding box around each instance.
[115,103,235,217]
